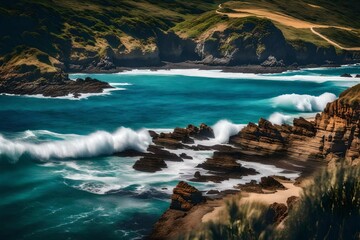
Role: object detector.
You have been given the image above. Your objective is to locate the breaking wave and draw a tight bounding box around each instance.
[268,112,292,125]
[0,128,151,163]
[212,120,245,144]
[272,92,336,112]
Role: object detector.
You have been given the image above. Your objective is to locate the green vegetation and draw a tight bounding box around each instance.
[0,0,219,74]
[172,11,227,39]
[224,0,360,29]
[274,24,330,47]
[314,27,360,48]
[189,164,360,240]
[282,165,360,240]
[339,83,360,107]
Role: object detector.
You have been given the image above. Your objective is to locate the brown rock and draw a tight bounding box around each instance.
[197,156,258,178]
[287,196,300,211]
[260,176,286,190]
[133,156,167,172]
[170,181,206,211]
[267,202,288,224]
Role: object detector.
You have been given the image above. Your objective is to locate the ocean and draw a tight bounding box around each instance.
[1,65,359,239]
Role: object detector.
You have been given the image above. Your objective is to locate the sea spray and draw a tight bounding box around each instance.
[0,127,151,162]
[268,112,292,125]
[272,92,336,112]
[212,120,245,144]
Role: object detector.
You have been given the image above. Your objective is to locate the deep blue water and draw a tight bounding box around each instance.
[0,65,359,239]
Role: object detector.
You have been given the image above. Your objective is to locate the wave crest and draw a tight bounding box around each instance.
[212,120,245,144]
[272,92,336,112]
[268,112,292,125]
[0,128,151,162]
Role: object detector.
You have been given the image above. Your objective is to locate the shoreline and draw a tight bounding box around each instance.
[67,62,354,75]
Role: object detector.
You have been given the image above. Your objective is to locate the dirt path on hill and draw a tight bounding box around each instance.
[216,4,360,51]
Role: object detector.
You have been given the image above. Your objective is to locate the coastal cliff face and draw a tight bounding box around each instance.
[230,84,360,166]
[1,0,360,96]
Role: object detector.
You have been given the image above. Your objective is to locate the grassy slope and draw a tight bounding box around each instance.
[0,0,359,80]
[0,0,218,76]
[221,0,360,49]
[314,28,360,48]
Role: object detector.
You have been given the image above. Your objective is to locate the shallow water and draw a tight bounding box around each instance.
[0,64,359,239]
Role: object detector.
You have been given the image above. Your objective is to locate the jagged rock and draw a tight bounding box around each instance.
[340,73,352,77]
[207,190,220,195]
[236,180,264,193]
[260,176,286,190]
[148,130,159,139]
[170,181,206,211]
[190,171,226,183]
[229,118,286,157]
[355,74,360,78]
[261,56,285,67]
[133,156,167,173]
[186,123,215,140]
[180,153,193,159]
[292,117,316,137]
[197,156,258,176]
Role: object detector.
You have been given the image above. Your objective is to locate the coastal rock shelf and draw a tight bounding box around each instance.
[145,83,360,239]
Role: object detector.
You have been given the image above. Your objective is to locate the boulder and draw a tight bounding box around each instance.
[260,176,286,190]
[133,156,167,172]
[340,73,352,77]
[267,202,288,224]
[170,181,206,211]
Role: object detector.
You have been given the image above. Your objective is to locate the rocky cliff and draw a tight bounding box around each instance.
[230,84,360,166]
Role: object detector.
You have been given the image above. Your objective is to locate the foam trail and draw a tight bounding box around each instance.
[272,92,336,112]
[0,128,151,162]
[114,69,360,83]
[268,112,292,125]
[212,120,245,144]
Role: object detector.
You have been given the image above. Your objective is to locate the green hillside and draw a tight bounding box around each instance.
[0,0,360,92]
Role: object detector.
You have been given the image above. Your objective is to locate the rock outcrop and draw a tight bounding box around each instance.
[170,181,206,211]
[230,84,360,165]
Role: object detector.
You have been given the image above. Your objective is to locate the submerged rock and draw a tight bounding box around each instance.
[340,73,352,77]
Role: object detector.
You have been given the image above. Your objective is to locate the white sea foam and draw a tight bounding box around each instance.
[115,69,360,83]
[272,92,336,112]
[268,112,292,125]
[212,120,245,144]
[0,128,151,162]
[109,82,133,86]
[1,88,124,101]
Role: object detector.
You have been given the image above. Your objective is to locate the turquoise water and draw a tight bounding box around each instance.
[0,65,359,239]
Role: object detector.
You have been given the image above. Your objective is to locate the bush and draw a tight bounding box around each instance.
[187,164,360,240]
[281,165,360,240]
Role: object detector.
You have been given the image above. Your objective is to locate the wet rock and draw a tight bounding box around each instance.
[340,73,352,77]
[180,153,193,159]
[133,156,167,173]
[207,190,220,195]
[115,149,145,157]
[190,171,226,183]
[170,181,206,211]
[197,156,258,178]
[147,145,182,162]
[187,123,215,140]
[148,130,159,139]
